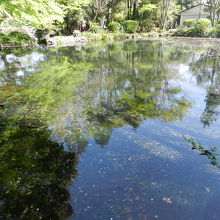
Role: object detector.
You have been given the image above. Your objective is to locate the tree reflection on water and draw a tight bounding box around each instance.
[0,118,78,219]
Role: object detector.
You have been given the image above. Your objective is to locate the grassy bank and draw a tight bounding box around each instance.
[1,29,220,49]
[82,31,171,41]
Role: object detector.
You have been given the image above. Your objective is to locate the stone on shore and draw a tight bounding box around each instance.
[46,36,92,47]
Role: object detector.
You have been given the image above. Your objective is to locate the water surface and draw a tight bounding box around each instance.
[0,40,220,220]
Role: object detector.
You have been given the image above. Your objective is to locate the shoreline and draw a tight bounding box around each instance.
[1,33,220,49]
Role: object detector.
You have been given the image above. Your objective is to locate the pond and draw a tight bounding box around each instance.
[0,40,220,220]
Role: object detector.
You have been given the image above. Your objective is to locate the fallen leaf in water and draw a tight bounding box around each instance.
[162,197,172,204]
[124,177,131,180]
[205,187,211,192]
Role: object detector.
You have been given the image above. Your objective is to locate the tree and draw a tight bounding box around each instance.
[57,0,92,33]
[139,3,158,31]
[0,0,64,28]
[93,0,112,21]
[160,0,179,29]
[208,0,220,26]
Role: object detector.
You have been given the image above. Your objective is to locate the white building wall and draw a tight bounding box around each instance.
[180,5,210,25]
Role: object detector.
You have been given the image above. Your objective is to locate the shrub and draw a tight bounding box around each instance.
[172,27,188,36]
[216,24,220,38]
[183,19,196,27]
[35,29,49,44]
[194,18,211,36]
[207,27,217,37]
[101,33,110,40]
[208,25,220,38]
[173,19,211,37]
[108,22,121,32]
[123,20,139,33]
[141,19,155,32]
[0,33,11,45]
[185,27,198,37]
[0,32,34,46]
[172,27,196,37]
[89,22,105,33]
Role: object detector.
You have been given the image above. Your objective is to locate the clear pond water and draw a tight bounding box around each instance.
[0,40,220,220]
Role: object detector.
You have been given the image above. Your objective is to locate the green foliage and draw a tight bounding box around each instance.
[0,0,64,28]
[83,32,130,41]
[173,19,211,37]
[108,22,121,33]
[216,24,220,38]
[89,22,104,33]
[211,24,220,38]
[206,24,220,38]
[141,19,155,32]
[35,29,49,44]
[172,27,189,37]
[159,0,180,30]
[101,33,109,40]
[111,1,127,23]
[184,137,220,168]
[56,0,92,33]
[0,32,34,46]
[207,27,217,38]
[139,4,157,14]
[194,19,211,36]
[123,20,139,33]
[183,19,196,27]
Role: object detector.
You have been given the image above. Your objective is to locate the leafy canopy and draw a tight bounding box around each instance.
[0,0,64,28]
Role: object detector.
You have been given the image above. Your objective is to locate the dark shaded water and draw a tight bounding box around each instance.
[0,40,220,220]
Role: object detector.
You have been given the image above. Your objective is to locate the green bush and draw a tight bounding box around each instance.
[172,27,189,36]
[194,18,211,36]
[185,27,199,37]
[173,27,195,37]
[207,27,217,37]
[101,33,110,40]
[207,25,220,38]
[173,19,211,37]
[0,33,11,45]
[183,19,196,27]
[141,19,155,32]
[123,20,139,33]
[216,24,220,38]
[0,32,34,46]
[108,22,121,32]
[35,29,49,43]
[89,22,105,33]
